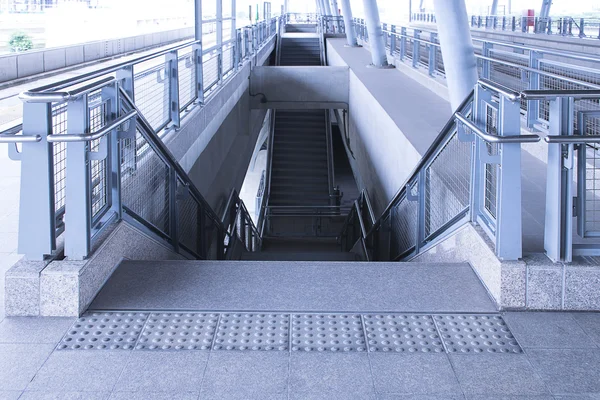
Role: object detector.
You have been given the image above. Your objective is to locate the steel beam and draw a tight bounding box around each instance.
[362,0,388,67]
[432,0,478,110]
[340,0,358,46]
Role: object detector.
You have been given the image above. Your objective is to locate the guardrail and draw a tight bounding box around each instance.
[0,16,282,260]
[339,80,540,261]
[411,12,600,40]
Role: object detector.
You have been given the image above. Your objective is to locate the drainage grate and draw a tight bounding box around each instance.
[135,313,219,351]
[213,313,290,351]
[434,315,523,354]
[57,312,148,350]
[363,314,445,353]
[290,314,366,352]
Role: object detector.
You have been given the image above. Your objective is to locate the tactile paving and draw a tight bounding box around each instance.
[291,314,366,352]
[434,314,523,354]
[135,313,219,350]
[213,313,289,351]
[363,314,445,353]
[57,312,148,350]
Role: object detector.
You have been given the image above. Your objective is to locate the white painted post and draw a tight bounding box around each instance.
[340,0,358,46]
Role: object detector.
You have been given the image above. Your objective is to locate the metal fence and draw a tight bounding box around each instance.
[340,81,540,262]
[0,16,282,260]
[412,12,600,40]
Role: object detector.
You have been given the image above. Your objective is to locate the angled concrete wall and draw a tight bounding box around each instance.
[249,66,349,109]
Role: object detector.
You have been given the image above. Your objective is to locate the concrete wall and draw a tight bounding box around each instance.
[0,27,194,84]
[249,66,349,109]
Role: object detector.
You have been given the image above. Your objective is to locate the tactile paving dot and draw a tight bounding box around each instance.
[291,314,366,352]
[434,314,523,354]
[363,314,444,353]
[135,313,219,350]
[213,313,289,351]
[57,312,148,350]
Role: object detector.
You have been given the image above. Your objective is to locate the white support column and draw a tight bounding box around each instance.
[432,0,478,111]
[340,0,358,46]
[362,0,388,67]
[217,0,223,82]
[331,0,339,15]
[232,0,237,41]
[324,0,332,15]
[540,0,551,19]
[490,0,498,15]
[284,0,289,14]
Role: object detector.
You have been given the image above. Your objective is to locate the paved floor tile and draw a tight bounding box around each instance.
[466,396,556,399]
[0,392,22,400]
[527,349,600,394]
[113,351,207,393]
[19,392,110,399]
[572,313,600,347]
[504,313,597,349]
[369,353,462,396]
[27,351,130,392]
[0,344,54,391]
[0,317,74,344]
[109,392,199,399]
[289,353,374,397]
[449,354,549,396]
[201,352,288,398]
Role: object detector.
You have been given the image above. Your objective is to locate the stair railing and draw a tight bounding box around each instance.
[222,188,263,259]
[340,190,376,260]
[339,80,540,262]
[324,110,341,208]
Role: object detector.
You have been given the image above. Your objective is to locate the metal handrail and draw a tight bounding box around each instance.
[545,136,600,144]
[522,90,600,100]
[21,40,200,96]
[46,109,137,143]
[0,121,41,143]
[478,78,520,101]
[455,112,540,143]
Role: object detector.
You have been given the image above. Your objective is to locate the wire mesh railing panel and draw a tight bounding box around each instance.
[583,116,600,234]
[424,132,472,238]
[52,102,68,214]
[177,182,201,256]
[222,45,234,76]
[203,53,219,93]
[133,59,171,133]
[88,91,109,219]
[390,193,418,259]
[120,128,171,236]
[178,50,196,111]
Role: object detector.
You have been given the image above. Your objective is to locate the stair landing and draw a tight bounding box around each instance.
[89,260,497,313]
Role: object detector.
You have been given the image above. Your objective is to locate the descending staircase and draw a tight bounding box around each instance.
[269,110,332,207]
[280,37,322,66]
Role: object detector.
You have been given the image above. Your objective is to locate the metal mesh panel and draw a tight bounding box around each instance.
[203,53,219,92]
[425,132,472,238]
[484,105,499,219]
[88,92,109,219]
[52,103,68,213]
[120,128,171,236]
[177,182,201,255]
[584,116,600,234]
[223,46,235,76]
[133,59,170,132]
[390,188,418,259]
[178,50,196,110]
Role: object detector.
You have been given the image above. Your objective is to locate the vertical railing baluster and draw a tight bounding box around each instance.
[412,29,420,68]
[390,25,396,56]
[166,50,180,129]
[428,32,437,76]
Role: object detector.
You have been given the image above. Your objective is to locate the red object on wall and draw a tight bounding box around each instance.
[526,9,535,26]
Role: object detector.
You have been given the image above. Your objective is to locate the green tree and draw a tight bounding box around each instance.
[9,32,34,52]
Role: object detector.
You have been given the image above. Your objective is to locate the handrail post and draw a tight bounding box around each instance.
[64,95,91,260]
[390,25,397,55]
[544,96,574,262]
[18,102,56,260]
[116,66,134,100]
[412,29,420,68]
[428,32,437,76]
[579,18,585,38]
[481,41,492,79]
[166,50,180,129]
[169,167,179,253]
[400,27,406,61]
[494,94,523,260]
[105,82,122,223]
[526,50,541,129]
[193,42,204,105]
